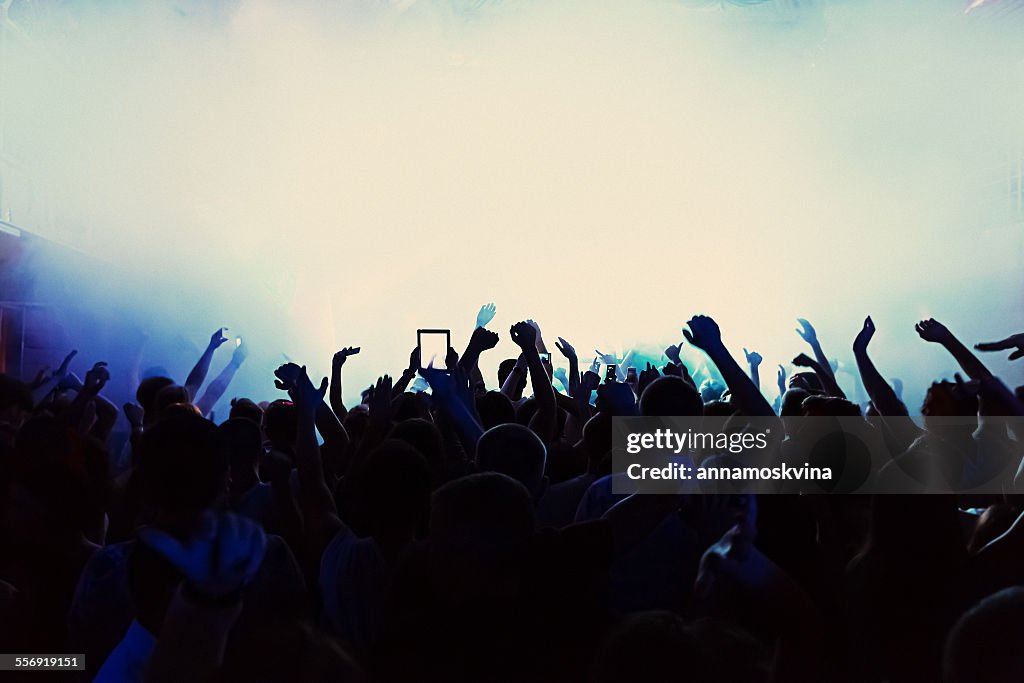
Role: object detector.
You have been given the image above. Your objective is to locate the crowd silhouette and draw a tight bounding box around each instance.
[3,305,1024,682]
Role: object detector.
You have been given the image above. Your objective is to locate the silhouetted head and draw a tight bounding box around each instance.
[944,587,1024,683]
[476,423,547,496]
[497,359,518,387]
[582,412,613,471]
[154,384,191,421]
[923,381,978,418]
[220,417,263,489]
[229,397,264,425]
[161,402,202,419]
[138,414,227,523]
[364,439,431,539]
[640,376,703,417]
[802,396,862,417]
[780,388,811,417]
[391,392,429,422]
[789,371,823,395]
[388,418,445,482]
[476,391,516,430]
[137,376,174,424]
[342,409,369,445]
[263,399,297,450]
[429,472,534,601]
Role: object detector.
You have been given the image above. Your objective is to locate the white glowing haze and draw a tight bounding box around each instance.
[5,0,1024,410]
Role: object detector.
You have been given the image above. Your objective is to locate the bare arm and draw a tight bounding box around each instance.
[916,318,993,381]
[796,318,840,392]
[500,354,528,401]
[743,348,762,395]
[275,364,345,560]
[185,328,229,401]
[329,346,359,420]
[512,321,557,442]
[792,353,847,400]
[684,316,775,417]
[852,317,905,416]
[555,336,581,398]
[195,343,248,418]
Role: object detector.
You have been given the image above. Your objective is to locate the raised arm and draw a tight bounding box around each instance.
[421,359,485,452]
[795,318,840,393]
[500,353,528,401]
[460,326,499,377]
[184,328,230,401]
[195,342,248,418]
[391,347,419,397]
[683,315,775,417]
[526,319,549,355]
[743,347,762,394]
[274,363,345,557]
[916,318,993,381]
[792,353,846,399]
[328,346,359,420]
[511,321,557,442]
[852,317,905,416]
[554,336,581,398]
[975,332,1024,361]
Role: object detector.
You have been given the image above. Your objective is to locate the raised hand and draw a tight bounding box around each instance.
[777,364,787,396]
[589,356,601,374]
[664,342,683,364]
[595,349,619,365]
[552,366,570,389]
[792,353,816,368]
[510,321,538,351]
[209,327,230,349]
[795,318,818,345]
[273,362,303,392]
[853,316,875,354]
[54,349,78,380]
[139,510,267,596]
[469,326,499,352]
[682,315,723,352]
[555,336,577,362]
[743,348,762,368]
[916,318,992,381]
[231,340,249,366]
[915,318,954,344]
[476,303,497,329]
[332,346,360,366]
[638,362,660,396]
[408,346,421,373]
[368,375,393,422]
[83,362,110,395]
[975,332,1024,361]
[292,366,328,410]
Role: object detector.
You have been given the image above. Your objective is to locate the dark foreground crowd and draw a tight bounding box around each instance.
[4,305,1024,683]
